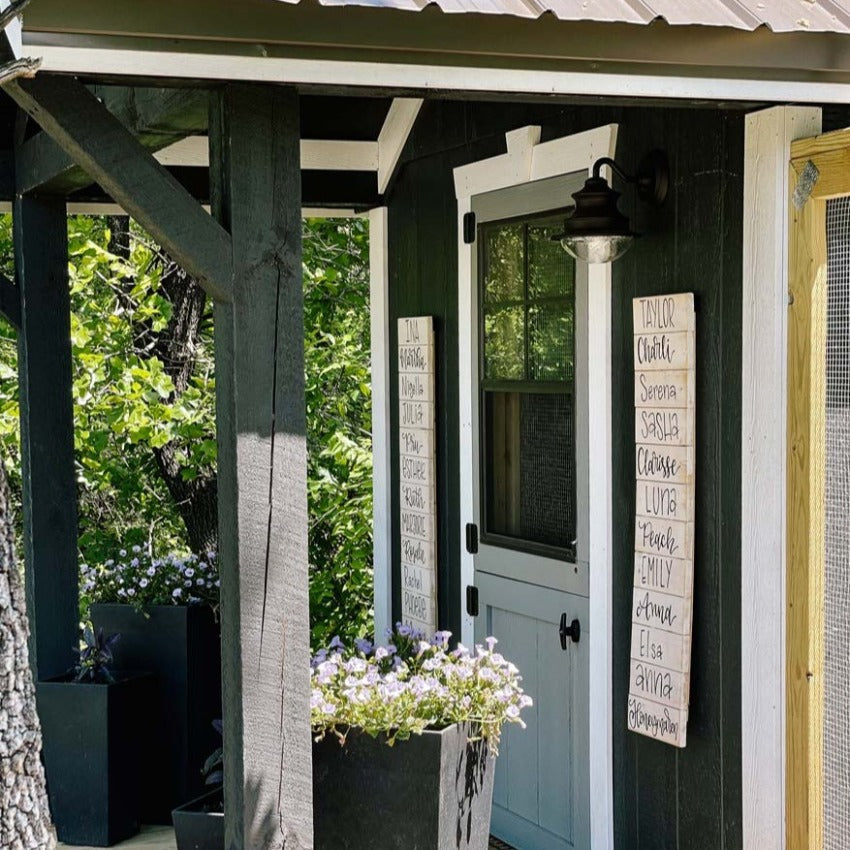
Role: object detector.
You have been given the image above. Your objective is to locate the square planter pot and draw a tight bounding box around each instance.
[91,603,222,822]
[172,788,224,850]
[37,672,154,847]
[313,723,496,850]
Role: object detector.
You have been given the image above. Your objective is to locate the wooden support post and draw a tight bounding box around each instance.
[14,194,79,681]
[210,84,312,850]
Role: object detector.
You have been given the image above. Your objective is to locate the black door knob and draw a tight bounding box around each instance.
[559,613,581,649]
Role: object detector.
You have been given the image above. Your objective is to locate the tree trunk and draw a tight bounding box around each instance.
[109,217,219,554]
[148,260,218,554]
[0,459,56,849]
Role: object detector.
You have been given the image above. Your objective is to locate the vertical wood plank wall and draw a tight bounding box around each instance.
[210,84,312,850]
[387,101,743,850]
[14,194,80,681]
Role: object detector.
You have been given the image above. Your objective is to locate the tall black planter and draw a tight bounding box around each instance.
[313,724,496,850]
[37,673,154,847]
[172,788,224,850]
[90,604,222,822]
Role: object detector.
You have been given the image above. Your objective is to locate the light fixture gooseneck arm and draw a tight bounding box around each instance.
[591,151,669,206]
[591,157,636,184]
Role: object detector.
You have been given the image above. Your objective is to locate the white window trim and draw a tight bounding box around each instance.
[369,206,393,644]
[741,105,821,850]
[453,123,616,850]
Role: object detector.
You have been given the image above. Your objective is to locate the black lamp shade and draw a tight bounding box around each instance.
[556,175,636,264]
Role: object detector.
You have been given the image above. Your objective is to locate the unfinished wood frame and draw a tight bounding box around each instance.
[785,126,850,850]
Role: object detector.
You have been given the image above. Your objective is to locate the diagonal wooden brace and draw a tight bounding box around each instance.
[6,74,233,302]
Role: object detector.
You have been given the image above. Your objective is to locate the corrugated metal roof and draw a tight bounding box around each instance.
[276,0,850,33]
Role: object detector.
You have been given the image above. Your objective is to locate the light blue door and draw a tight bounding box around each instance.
[476,575,589,850]
[471,194,591,850]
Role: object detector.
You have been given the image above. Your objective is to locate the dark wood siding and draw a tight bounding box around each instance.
[387,100,743,850]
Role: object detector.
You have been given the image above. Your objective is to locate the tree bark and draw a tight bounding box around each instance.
[108,217,218,554]
[147,260,218,554]
[0,459,56,849]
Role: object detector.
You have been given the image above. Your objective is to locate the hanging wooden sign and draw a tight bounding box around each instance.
[398,317,438,635]
[628,293,695,748]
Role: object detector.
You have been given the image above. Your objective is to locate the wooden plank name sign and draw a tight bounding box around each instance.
[628,293,695,748]
[398,317,438,635]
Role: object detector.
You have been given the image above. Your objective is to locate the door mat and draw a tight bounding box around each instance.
[488,838,517,850]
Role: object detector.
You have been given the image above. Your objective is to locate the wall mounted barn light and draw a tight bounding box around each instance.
[554,150,669,264]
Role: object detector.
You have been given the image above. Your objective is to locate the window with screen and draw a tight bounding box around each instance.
[479,213,576,558]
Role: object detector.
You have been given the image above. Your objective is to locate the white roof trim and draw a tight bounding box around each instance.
[29,44,850,104]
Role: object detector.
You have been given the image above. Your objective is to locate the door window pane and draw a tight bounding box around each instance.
[528,221,573,299]
[483,223,525,303]
[484,305,525,380]
[529,302,572,382]
[479,212,576,556]
[484,391,575,550]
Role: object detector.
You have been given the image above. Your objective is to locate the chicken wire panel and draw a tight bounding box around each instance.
[824,194,850,850]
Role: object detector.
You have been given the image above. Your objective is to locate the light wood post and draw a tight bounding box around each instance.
[210,84,312,850]
[14,193,79,681]
[787,163,827,850]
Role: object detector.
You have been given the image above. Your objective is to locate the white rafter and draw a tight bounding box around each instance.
[151,97,422,195]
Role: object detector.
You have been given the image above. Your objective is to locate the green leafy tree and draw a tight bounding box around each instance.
[302,218,373,647]
[0,214,373,646]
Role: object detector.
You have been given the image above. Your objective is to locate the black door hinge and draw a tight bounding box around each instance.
[466,585,479,617]
[463,212,476,245]
[465,523,479,554]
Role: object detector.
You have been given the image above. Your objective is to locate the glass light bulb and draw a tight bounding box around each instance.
[559,234,635,264]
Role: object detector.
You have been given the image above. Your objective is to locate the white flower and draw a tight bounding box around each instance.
[139,578,149,588]
[172,588,182,598]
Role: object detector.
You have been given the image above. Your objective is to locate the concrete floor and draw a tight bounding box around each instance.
[58,825,176,850]
[59,825,513,849]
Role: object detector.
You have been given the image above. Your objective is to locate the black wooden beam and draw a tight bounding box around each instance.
[0,270,20,329]
[15,194,79,681]
[14,85,209,196]
[211,84,312,850]
[62,167,382,211]
[6,75,232,301]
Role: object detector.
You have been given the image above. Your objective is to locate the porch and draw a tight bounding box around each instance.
[1,1,849,849]
[58,829,517,850]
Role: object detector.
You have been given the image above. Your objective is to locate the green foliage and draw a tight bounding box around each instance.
[0,214,373,647]
[303,218,374,648]
[68,217,210,563]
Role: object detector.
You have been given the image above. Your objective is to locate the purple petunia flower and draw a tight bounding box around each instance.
[354,637,373,655]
